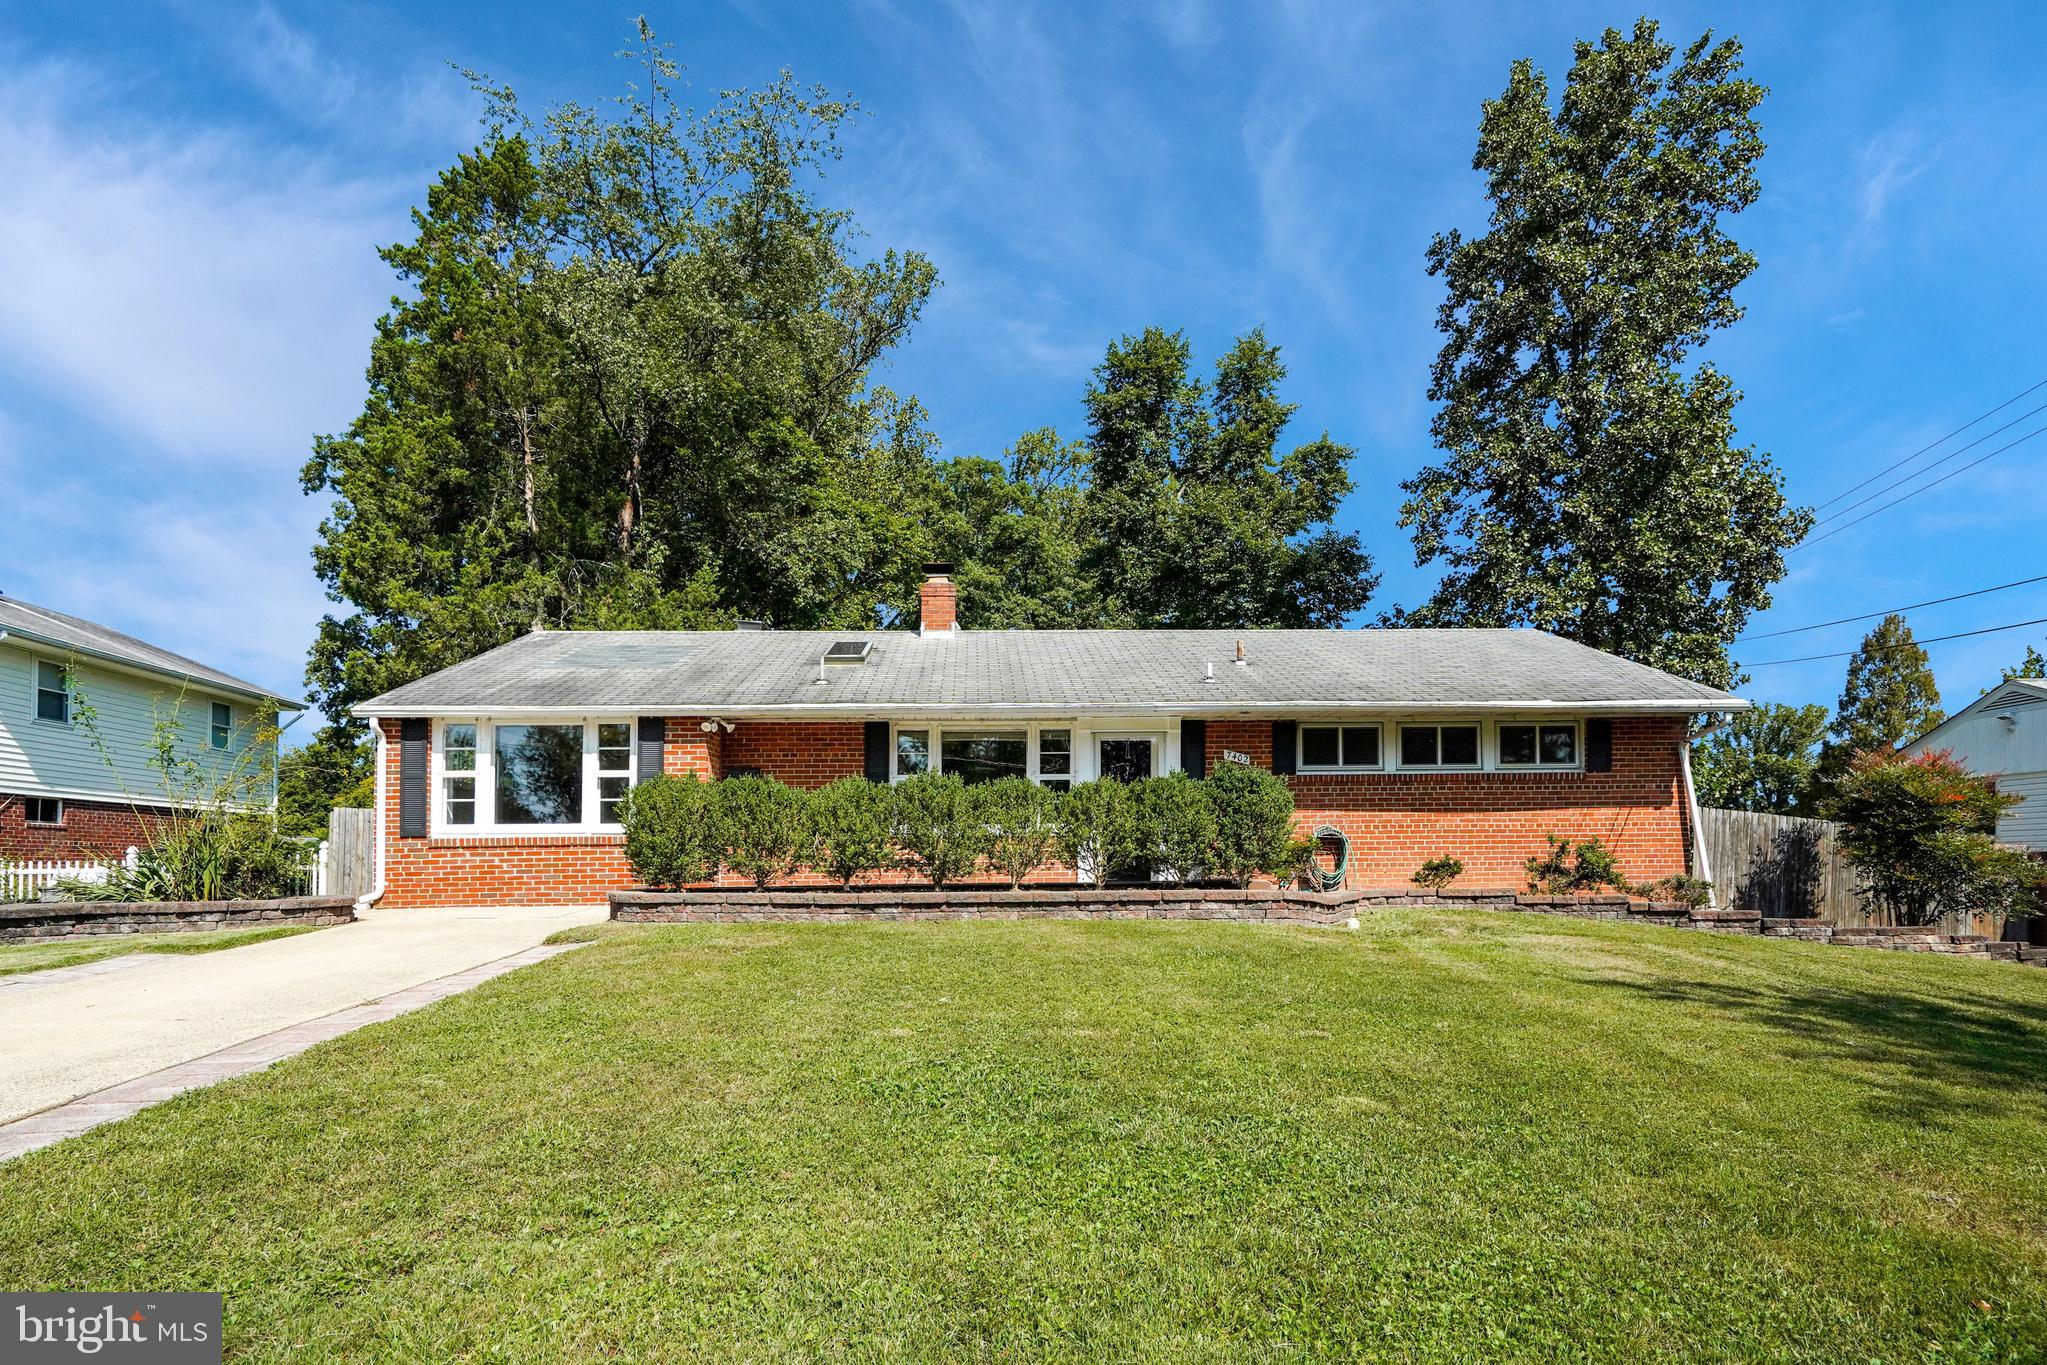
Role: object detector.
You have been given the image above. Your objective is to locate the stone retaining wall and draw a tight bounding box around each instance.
[0,896,357,943]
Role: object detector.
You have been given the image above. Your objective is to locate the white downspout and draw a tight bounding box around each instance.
[1679,716,1726,910]
[356,722,388,914]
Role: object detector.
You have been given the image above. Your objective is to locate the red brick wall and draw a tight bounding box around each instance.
[1203,717,1691,889]
[375,714,1693,908]
[0,793,166,860]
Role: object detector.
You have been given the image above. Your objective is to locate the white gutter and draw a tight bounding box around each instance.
[352,697,1749,721]
[1679,715,1727,909]
[357,722,388,915]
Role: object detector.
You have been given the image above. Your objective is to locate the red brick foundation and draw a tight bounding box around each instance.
[376,715,1695,909]
[0,793,166,860]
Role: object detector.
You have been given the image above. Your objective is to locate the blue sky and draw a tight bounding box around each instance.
[2,1,2044,733]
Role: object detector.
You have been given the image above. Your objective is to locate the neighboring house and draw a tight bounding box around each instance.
[352,567,1744,909]
[0,594,305,859]
[1901,677,2047,850]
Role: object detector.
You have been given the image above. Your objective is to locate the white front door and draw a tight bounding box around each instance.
[1095,732,1163,783]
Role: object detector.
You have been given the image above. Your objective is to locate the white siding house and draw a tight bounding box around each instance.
[1901,677,2047,850]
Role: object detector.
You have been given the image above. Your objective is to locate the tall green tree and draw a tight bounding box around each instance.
[302,23,941,726]
[1690,702,1828,815]
[1397,19,1809,689]
[1816,613,1944,793]
[1999,644,2046,686]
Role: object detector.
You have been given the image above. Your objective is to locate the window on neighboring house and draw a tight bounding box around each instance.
[1498,722,1579,768]
[34,661,69,724]
[1036,729,1072,792]
[494,723,584,825]
[596,722,633,823]
[25,797,62,826]
[1399,723,1480,768]
[210,701,232,750]
[443,723,477,826]
[1299,724,1381,771]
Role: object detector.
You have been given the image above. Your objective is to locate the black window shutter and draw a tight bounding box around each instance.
[637,717,666,784]
[1584,718,1613,773]
[398,718,429,838]
[863,721,891,783]
[1272,720,1297,775]
[1181,719,1207,778]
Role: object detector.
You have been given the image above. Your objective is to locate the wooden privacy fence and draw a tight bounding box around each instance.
[1698,807,1863,922]
[317,807,376,900]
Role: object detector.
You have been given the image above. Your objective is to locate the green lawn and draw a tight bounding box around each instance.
[0,925,318,978]
[1,913,2044,1361]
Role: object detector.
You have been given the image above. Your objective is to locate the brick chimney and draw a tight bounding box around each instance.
[918,563,958,636]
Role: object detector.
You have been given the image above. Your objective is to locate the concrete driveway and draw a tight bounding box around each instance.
[0,904,604,1125]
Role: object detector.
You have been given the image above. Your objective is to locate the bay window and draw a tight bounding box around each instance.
[435,718,638,834]
[893,722,1075,788]
[443,724,477,826]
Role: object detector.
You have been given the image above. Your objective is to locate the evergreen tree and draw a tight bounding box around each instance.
[1816,614,1944,793]
[2000,644,2046,686]
[1690,702,1828,815]
[1397,20,1809,688]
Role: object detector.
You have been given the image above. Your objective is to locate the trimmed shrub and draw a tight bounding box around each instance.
[1131,772,1218,884]
[978,776,1059,888]
[1826,748,2042,926]
[715,775,815,889]
[1272,836,1323,889]
[808,776,898,887]
[891,772,987,887]
[1637,873,1713,909]
[1413,855,1465,891]
[1205,762,1296,888]
[620,774,720,889]
[1525,835,1624,893]
[1054,780,1140,885]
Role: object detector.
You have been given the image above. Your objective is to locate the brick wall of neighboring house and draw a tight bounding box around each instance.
[375,714,1693,908]
[0,793,165,860]
[1204,716,1692,890]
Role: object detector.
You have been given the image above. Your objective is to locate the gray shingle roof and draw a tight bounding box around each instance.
[355,627,1741,717]
[0,594,303,707]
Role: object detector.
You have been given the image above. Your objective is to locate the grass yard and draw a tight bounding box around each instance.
[1,912,2044,1361]
[0,925,318,979]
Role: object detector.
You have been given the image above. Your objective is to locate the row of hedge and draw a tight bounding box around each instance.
[620,767,1309,890]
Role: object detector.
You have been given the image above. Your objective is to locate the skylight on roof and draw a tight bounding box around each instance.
[822,640,873,665]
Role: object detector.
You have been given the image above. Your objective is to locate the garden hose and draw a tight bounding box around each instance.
[1309,824,1350,891]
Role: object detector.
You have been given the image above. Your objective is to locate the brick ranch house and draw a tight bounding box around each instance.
[352,569,1743,909]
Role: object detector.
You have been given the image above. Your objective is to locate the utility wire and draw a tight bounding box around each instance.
[1806,401,2047,529]
[1743,615,2047,667]
[1734,572,2047,641]
[1810,375,2047,512]
[1791,424,2047,553]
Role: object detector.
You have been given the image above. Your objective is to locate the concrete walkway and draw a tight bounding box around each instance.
[0,904,605,1131]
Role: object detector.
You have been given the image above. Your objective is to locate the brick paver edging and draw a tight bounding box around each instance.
[0,941,585,1164]
[0,896,356,943]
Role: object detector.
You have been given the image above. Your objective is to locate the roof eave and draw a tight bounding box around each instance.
[0,624,306,709]
[353,697,1744,720]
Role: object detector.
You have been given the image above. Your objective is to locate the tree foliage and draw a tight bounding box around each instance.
[275,725,374,838]
[302,22,942,726]
[1396,19,1808,688]
[1691,702,1828,815]
[1816,614,1944,795]
[1825,749,2038,927]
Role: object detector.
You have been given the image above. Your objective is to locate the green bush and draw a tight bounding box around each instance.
[1131,772,1218,884]
[1413,855,1465,892]
[890,772,987,887]
[1826,749,2042,926]
[714,775,814,889]
[58,812,309,903]
[1205,762,1296,888]
[1054,780,1140,884]
[978,777,1058,888]
[1524,835,1624,893]
[808,777,898,887]
[1272,836,1323,889]
[619,774,719,889]
[1635,873,1713,909]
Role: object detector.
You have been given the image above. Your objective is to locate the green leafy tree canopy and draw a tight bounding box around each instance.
[1691,702,1828,815]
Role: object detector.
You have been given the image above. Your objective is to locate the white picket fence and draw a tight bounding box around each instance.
[0,848,138,902]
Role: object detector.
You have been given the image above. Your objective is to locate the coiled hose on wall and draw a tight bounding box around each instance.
[1308,824,1350,891]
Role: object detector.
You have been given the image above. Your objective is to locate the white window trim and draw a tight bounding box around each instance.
[1493,719,1584,771]
[891,720,1079,786]
[31,657,70,726]
[1393,720,1485,772]
[1295,720,1385,773]
[432,716,638,837]
[24,796,64,827]
[209,701,233,751]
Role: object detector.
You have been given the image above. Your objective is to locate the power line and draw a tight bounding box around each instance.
[1810,375,2047,512]
[1791,424,2047,553]
[1734,572,2047,641]
[1806,401,2047,530]
[1742,615,2047,667]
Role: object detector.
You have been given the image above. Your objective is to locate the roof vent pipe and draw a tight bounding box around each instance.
[1234,639,1247,666]
[1202,661,1216,684]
